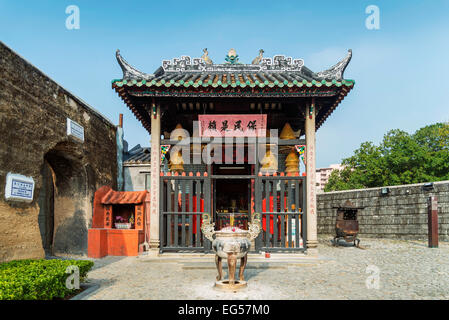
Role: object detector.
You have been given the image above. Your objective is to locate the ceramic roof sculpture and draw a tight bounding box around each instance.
[251,49,264,65]
[201,48,213,65]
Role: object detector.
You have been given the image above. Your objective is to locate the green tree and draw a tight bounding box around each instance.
[324,122,449,192]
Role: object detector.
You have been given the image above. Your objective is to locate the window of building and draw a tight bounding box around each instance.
[145,174,151,190]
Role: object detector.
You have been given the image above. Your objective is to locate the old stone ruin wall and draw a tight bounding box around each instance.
[317,181,449,241]
[0,41,118,262]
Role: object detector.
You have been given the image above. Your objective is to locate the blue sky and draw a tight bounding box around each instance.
[1,0,448,167]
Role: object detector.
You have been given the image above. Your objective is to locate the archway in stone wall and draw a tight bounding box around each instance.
[37,160,55,255]
[38,142,92,256]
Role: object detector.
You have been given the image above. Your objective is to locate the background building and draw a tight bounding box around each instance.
[123,145,151,192]
[316,164,344,192]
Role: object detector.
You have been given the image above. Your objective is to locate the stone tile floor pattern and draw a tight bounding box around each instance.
[84,236,449,300]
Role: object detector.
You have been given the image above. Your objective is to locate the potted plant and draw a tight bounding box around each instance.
[114,216,131,229]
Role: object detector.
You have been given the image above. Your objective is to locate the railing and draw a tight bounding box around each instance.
[256,174,306,252]
[159,172,211,252]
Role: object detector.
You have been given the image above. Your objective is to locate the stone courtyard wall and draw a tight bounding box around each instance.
[317,181,449,241]
[0,41,117,262]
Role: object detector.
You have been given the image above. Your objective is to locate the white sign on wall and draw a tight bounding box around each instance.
[67,118,84,142]
[5,173,35,202]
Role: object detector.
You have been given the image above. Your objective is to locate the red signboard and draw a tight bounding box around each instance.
[198,114,267,137]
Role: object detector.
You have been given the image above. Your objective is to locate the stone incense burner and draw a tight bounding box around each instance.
[201,213,261,290]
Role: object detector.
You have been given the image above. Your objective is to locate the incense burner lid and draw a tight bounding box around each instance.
[212,235,250,259]
[201,213,261,242]
[215,226,249,236]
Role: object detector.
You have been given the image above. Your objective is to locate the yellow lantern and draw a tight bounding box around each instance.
[169,150,184,172]
[172,123,188,141]
[280,123,295,140]
[285,148,299,174]
[260,150,278,173]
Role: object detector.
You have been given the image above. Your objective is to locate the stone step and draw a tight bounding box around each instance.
[137,252,331,265]
[180,260,323,270]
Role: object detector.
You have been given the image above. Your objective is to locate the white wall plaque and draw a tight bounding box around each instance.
[67,118,84,142]
[5,173,35,202]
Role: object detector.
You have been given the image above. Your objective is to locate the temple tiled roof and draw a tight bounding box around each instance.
[112,49,354,89]
[112,48,355,133]
[101,189,147,204]
[112,76,354,90]
[123,145,151,164]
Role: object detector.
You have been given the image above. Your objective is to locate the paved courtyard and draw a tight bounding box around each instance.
[84,236,449,300]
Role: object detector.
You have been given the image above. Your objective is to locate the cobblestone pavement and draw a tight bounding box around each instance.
[85,237,449,300]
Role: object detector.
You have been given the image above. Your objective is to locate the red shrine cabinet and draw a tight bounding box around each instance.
[88,186,149,257]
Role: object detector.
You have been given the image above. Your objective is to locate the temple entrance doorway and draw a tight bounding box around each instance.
[212,164,252,231]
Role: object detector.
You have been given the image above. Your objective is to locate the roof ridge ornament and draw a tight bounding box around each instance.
[115,48,351,80]
[202,48,213,65]
[116,49,154,80]
[162,53,304,73]
[260,55,304,72]
[316,49,352,81]
[162,56,207,72]
[251,49,264,65]
[225,48,239,64]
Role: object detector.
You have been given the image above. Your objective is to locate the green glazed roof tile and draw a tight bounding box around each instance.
[112,74,356,91]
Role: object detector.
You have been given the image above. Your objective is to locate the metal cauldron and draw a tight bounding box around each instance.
[202,212,261,290]
[333,200,363,247]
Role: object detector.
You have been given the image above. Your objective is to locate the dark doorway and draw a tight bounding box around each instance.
[38,160,55,255]
[213,164,252,230]
[38,142,89,256]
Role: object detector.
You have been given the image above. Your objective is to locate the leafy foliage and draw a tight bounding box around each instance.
[0,259,94,300]
[325,123,449,191]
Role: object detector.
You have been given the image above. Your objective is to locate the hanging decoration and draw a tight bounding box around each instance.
[285,148,299,174]
[309,104,314,119]
[168,150,184,172]
[160,145,171,165]
[152,103,157,119]
[279,123,295,140]
[295,145,306,166]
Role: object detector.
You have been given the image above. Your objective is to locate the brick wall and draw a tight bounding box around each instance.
[0,41,117,261]
[317,181,449,241]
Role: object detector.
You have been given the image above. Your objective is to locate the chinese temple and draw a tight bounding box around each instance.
[110,48,354,255]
